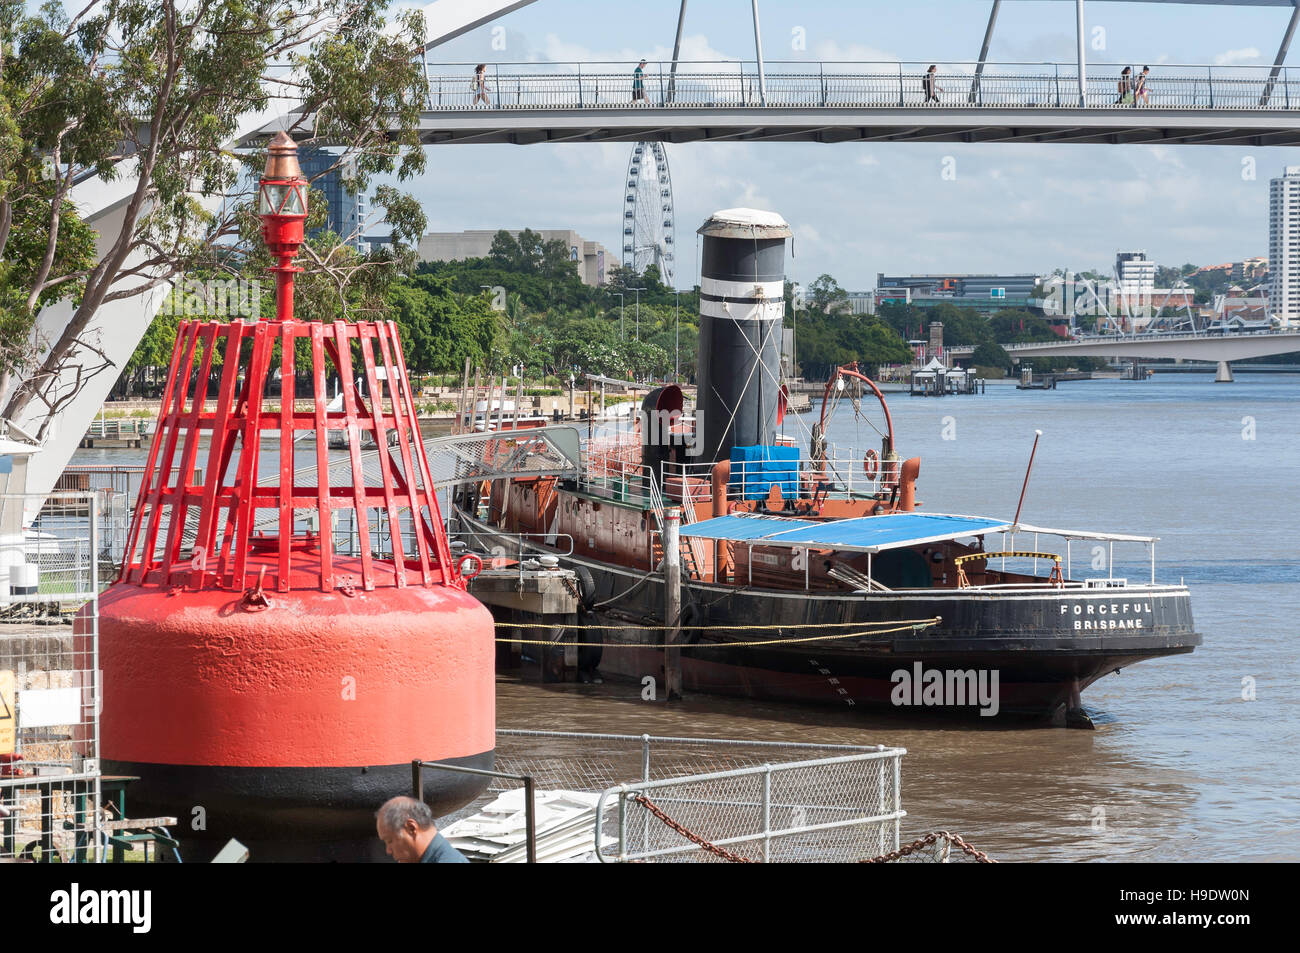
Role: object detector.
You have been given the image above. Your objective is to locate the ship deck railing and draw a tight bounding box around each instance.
[577,443,893,508]
[447,528,575,583]
[692,521,1163,591]
[453,507,1176,593]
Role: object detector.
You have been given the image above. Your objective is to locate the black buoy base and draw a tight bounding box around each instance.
[104,750,494,862]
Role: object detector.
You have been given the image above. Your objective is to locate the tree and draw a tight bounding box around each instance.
[387,274,500,374]
[919,302,989,347]
[488,230,521,270]
[970,341,1010,370]
[604,263,642,294]
[876,301,925,340]
[1,0,429,437]
[638,263,668,297]
[988,309,1059,343]
[805,273,851,316]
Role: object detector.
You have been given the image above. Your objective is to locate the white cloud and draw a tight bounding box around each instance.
[795,224,822,245]
[1213,48,1262,66]
[810,39,897,64]
[541,31,738,67]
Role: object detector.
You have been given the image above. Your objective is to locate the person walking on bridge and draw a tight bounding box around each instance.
[632,59,648,104]
[1134,66,1150,105]
[472,64,490,107]
[1116,66,1134,104]
[923,65,941,104]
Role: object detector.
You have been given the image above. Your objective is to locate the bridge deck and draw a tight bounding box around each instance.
[403,61,1300,146]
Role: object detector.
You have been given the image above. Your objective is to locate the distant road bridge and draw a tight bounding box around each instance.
[947,329,1300,380]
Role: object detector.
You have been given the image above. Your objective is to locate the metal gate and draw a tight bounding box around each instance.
[595,748,905,863]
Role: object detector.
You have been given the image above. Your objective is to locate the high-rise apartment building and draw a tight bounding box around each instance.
[299,147,368,253]
[1115,251,1155,297]
[1268,166,1300,322]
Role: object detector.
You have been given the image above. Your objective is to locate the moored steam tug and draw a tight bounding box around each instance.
[459,208,1200,725]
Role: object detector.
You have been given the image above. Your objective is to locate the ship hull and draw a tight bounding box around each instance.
[467,515,1200,721]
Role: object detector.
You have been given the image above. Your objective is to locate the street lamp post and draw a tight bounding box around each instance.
[613,292,625,340]
[674,289,681,381]
[630,287,645,341]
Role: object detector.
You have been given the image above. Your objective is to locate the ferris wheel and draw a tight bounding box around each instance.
[621,142,675,287]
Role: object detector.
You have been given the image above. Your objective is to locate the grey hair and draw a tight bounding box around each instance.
[377,796,435,833]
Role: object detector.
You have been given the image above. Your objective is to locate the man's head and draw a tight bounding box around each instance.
[639,59,646,66]
[376,796,438,863]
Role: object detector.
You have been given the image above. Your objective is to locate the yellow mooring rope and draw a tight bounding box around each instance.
[502,616,941,631]
[492,616,942,649]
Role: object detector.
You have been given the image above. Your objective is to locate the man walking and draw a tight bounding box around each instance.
[633,59,647,103]
[376,796,469,863]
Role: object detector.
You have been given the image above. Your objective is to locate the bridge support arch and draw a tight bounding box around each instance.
[1215,361,1234,383]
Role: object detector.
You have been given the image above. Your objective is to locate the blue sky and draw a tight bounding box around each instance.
[385,1,1300,289]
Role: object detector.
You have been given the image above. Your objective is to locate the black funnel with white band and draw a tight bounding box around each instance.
[695,208,792,464]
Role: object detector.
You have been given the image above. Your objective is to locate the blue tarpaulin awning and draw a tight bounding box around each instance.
[675,514,820,541]
[679,512,1014,553]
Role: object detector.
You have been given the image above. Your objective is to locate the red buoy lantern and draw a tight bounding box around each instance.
[81,133,494,860]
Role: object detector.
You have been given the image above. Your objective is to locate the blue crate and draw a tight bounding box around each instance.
[729,445,800,500]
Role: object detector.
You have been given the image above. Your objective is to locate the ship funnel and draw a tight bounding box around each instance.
[695,208,792,464]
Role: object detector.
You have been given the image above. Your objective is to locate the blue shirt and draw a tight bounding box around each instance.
[420,831,469,864]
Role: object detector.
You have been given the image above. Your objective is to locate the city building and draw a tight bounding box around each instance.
[1269,166,1300,322]
[299,147,367,253]
[417,228,613,286]
[1231,256,1268,282]
[1115,251,1156,297]
[846,291,876,315]
[875,273,1044,313]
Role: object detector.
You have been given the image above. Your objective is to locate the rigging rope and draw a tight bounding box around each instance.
[493,616,941,649]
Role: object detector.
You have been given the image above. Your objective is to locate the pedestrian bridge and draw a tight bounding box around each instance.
[407,60,1300,146]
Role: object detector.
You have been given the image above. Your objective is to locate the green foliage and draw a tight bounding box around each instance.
[387,274,500,375]
[418,242,588,312]
[1,0,430,430]
[804,273,851,315]
[789,277,912,379]
[970,340,1010,370]
[987,309,1060,343]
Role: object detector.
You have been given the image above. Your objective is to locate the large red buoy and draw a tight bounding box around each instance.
[80,133,494,860]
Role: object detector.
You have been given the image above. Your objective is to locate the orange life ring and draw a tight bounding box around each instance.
[457,553,484,580]
[863,448,879,481]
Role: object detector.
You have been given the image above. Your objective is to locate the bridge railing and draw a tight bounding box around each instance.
[424,60,1300,111]
[999,326,1297,349]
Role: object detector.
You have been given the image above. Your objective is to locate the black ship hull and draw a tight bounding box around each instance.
[468,516,1200,723]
